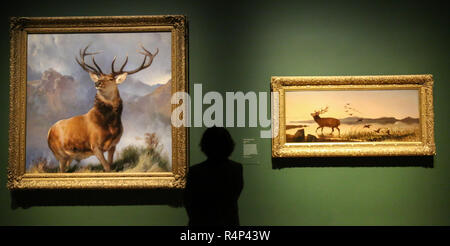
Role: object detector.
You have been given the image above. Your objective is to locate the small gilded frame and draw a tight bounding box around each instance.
[271,75,435,158]
[8,16,188,189]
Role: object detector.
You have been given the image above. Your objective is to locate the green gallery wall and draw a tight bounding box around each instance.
[0,0,448,225]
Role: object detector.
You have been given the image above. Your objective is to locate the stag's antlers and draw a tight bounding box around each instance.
[111,44,159,76]
[76,45,104,75]
[313,106,329,115]
[76,44,159,76]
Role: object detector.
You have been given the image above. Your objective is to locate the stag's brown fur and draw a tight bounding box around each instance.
[47,45,158,172]
[48,82,124,172]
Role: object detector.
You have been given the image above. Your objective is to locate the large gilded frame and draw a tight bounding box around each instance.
[8,16,188,189]
[271,75,435,158]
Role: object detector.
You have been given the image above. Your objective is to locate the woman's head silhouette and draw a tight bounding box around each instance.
[200,127,235,159]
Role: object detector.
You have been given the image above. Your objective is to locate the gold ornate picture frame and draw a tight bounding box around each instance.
[8,16,188,189]
[271,75,435,158]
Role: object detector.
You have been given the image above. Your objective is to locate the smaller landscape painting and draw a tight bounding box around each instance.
[285,89,420,143]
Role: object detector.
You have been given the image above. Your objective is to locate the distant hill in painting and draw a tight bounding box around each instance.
[290,116,419,125]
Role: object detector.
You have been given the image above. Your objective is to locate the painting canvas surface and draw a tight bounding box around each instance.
[26,32,172,173]
[285,89,420,143]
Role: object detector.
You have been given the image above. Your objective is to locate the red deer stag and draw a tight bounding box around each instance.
[47,45,158,172]
[311,106,341,136]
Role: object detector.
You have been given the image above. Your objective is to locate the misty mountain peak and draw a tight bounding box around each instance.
[41,68,62,82]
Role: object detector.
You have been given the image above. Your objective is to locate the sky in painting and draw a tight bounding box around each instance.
[285,89,420,122]
[27,32,171,85]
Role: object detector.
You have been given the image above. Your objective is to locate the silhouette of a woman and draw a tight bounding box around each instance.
[184,127,244,226]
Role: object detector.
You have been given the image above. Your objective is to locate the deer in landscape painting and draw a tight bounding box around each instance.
[47,45,158,172]
[311,106,341,136]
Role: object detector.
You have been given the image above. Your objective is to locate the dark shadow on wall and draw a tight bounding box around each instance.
[272,155,434,169]
[10,189,184,209]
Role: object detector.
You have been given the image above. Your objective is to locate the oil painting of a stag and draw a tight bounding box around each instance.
[26,33,172,173]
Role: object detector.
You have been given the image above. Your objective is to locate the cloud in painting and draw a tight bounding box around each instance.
[27,32,171,85]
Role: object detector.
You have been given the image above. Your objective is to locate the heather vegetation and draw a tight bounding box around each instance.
[28,132,170,173]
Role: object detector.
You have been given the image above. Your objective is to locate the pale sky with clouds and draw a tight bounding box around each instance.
[285,89,420,122]
[27,32,171,85]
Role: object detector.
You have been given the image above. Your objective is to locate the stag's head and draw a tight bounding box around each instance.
[76,44,158,98]
[311,106,329,117]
